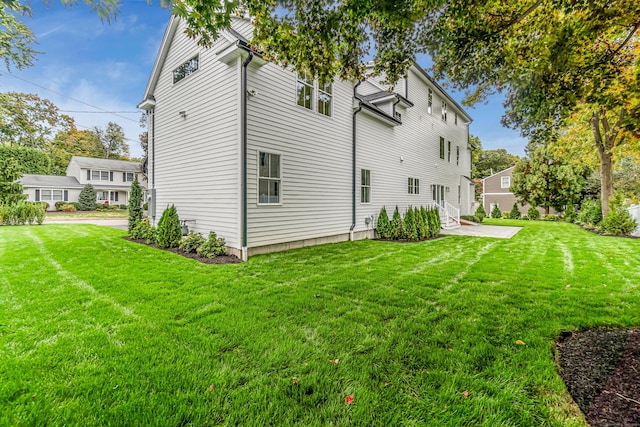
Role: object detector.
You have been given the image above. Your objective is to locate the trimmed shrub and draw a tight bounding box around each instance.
[128,175,144,234]
[577,198,602,225]
[197,231,227,258]
[564,201,577,223]
[131,220,157,244]
[461,215,481,223]
[78,184,96,211]
[509,203,521,219]
[0,201,45,225]
[600,193,637,236]
[415,207,428,240]
[157,204,182,248]
[60,203,76,212]
[404,208,418,241]
[543,214,560,221]
[601,208,637,236]
[375,206,391,239]
[527,207,540,220]
[180,231,205,253]
[491,204,502,218]
[55,201,66,211]
[390,206,404,239]
[474,204,486,222]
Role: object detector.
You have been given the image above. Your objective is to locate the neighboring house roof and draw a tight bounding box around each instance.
[481,166,515,182]
[20,174,83,189]
[68,156,142,172]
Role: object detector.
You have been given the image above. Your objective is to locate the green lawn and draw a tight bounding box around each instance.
[1,220,638,426]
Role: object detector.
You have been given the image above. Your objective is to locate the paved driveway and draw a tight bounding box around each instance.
[43,218,128,230]
[440,224,522,238]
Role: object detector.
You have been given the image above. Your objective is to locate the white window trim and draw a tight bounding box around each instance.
[294,74,333,118]
[501,176,511,189]
[408,177,420,195]
[90,169,112,181]
[256,150,283,206]
[360,169,371,204]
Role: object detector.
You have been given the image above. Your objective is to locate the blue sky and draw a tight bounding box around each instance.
[1,1,528,159]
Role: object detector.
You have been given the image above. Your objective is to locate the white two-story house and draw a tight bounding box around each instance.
[21,156,146,209]
[138,15,474,260]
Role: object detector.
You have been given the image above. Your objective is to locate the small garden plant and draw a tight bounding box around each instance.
[527,207,540,220]
[197,231,227,258]
[179,230,206,253]
[474,204,486,222]
[509,203,521,219]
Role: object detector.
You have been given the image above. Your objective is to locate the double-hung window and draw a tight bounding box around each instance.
[297,73,314,110]
[439,137,445,160]
[297,74,332,117]
[428,89,433,114]
[441,101,447,122]
[408,178,419,194]
[361,169,370,203]
[501,176,511,189]
[88,170,112,181]
[258,152,281,204]
[456,146,460,165]
[317,80,332,116]
[123,172,134,182]
[447,141,452,163]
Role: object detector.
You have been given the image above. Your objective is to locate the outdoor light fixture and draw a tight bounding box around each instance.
[179,111,186,118]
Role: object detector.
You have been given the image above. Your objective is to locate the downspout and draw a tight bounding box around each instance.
[150,106,156,224]
[241,50,254,261]
[350,80,363,240]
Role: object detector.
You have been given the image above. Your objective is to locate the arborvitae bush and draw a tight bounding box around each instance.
[509,203,521,219]
[390,206,404,239]
[420,207,429,236]
[128,176,144,234]
[528,207,541,220]
[491,204,502,219]
[78,184,96,211]
[431,207,441,234]
[564,201,577,223]
[577,198,602,226]
[197,231,227,258]
[180,231,205,253]
[475,204,486,222]
[415,207,427,240]
[157,204,182,248]
[375,206,391,239]
[404,208,418,240]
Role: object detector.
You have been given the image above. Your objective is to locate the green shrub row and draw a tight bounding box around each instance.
[0,201,46,225]
[376,205,441,241]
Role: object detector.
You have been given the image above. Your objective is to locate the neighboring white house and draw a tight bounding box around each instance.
[138,15,475,260]
[21,156,146,209]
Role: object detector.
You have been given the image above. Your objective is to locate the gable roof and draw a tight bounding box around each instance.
[68,156,142,172]
[20,174,83,188]
[481,165,516,181]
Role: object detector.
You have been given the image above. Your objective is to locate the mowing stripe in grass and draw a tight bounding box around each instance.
[23,228,138,319]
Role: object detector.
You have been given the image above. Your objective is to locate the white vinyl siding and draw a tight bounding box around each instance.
[247,62,352,248]
[149,17,242,248]
[355,67,472,228]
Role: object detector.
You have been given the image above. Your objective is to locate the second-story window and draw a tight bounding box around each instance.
[296,73,314,110]
[317,80,332,116]
[456,146,460,165]
[439,137,445,160]
[123,172,134,182]
[428,89,433,114]
[448,141,452,163]
[441,100,447,122]
[88,170,113,181]
[501,176,511,189]
[173,55,199,84]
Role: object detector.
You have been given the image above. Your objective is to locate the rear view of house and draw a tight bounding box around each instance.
[138,15,475,260]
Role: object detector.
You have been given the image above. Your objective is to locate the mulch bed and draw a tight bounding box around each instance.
[556,328,640,426]
[123,237,241,264]
[374,234,446,243]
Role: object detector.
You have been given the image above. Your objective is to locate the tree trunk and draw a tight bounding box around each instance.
[599,148,614,217]
[589,108,617,218]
